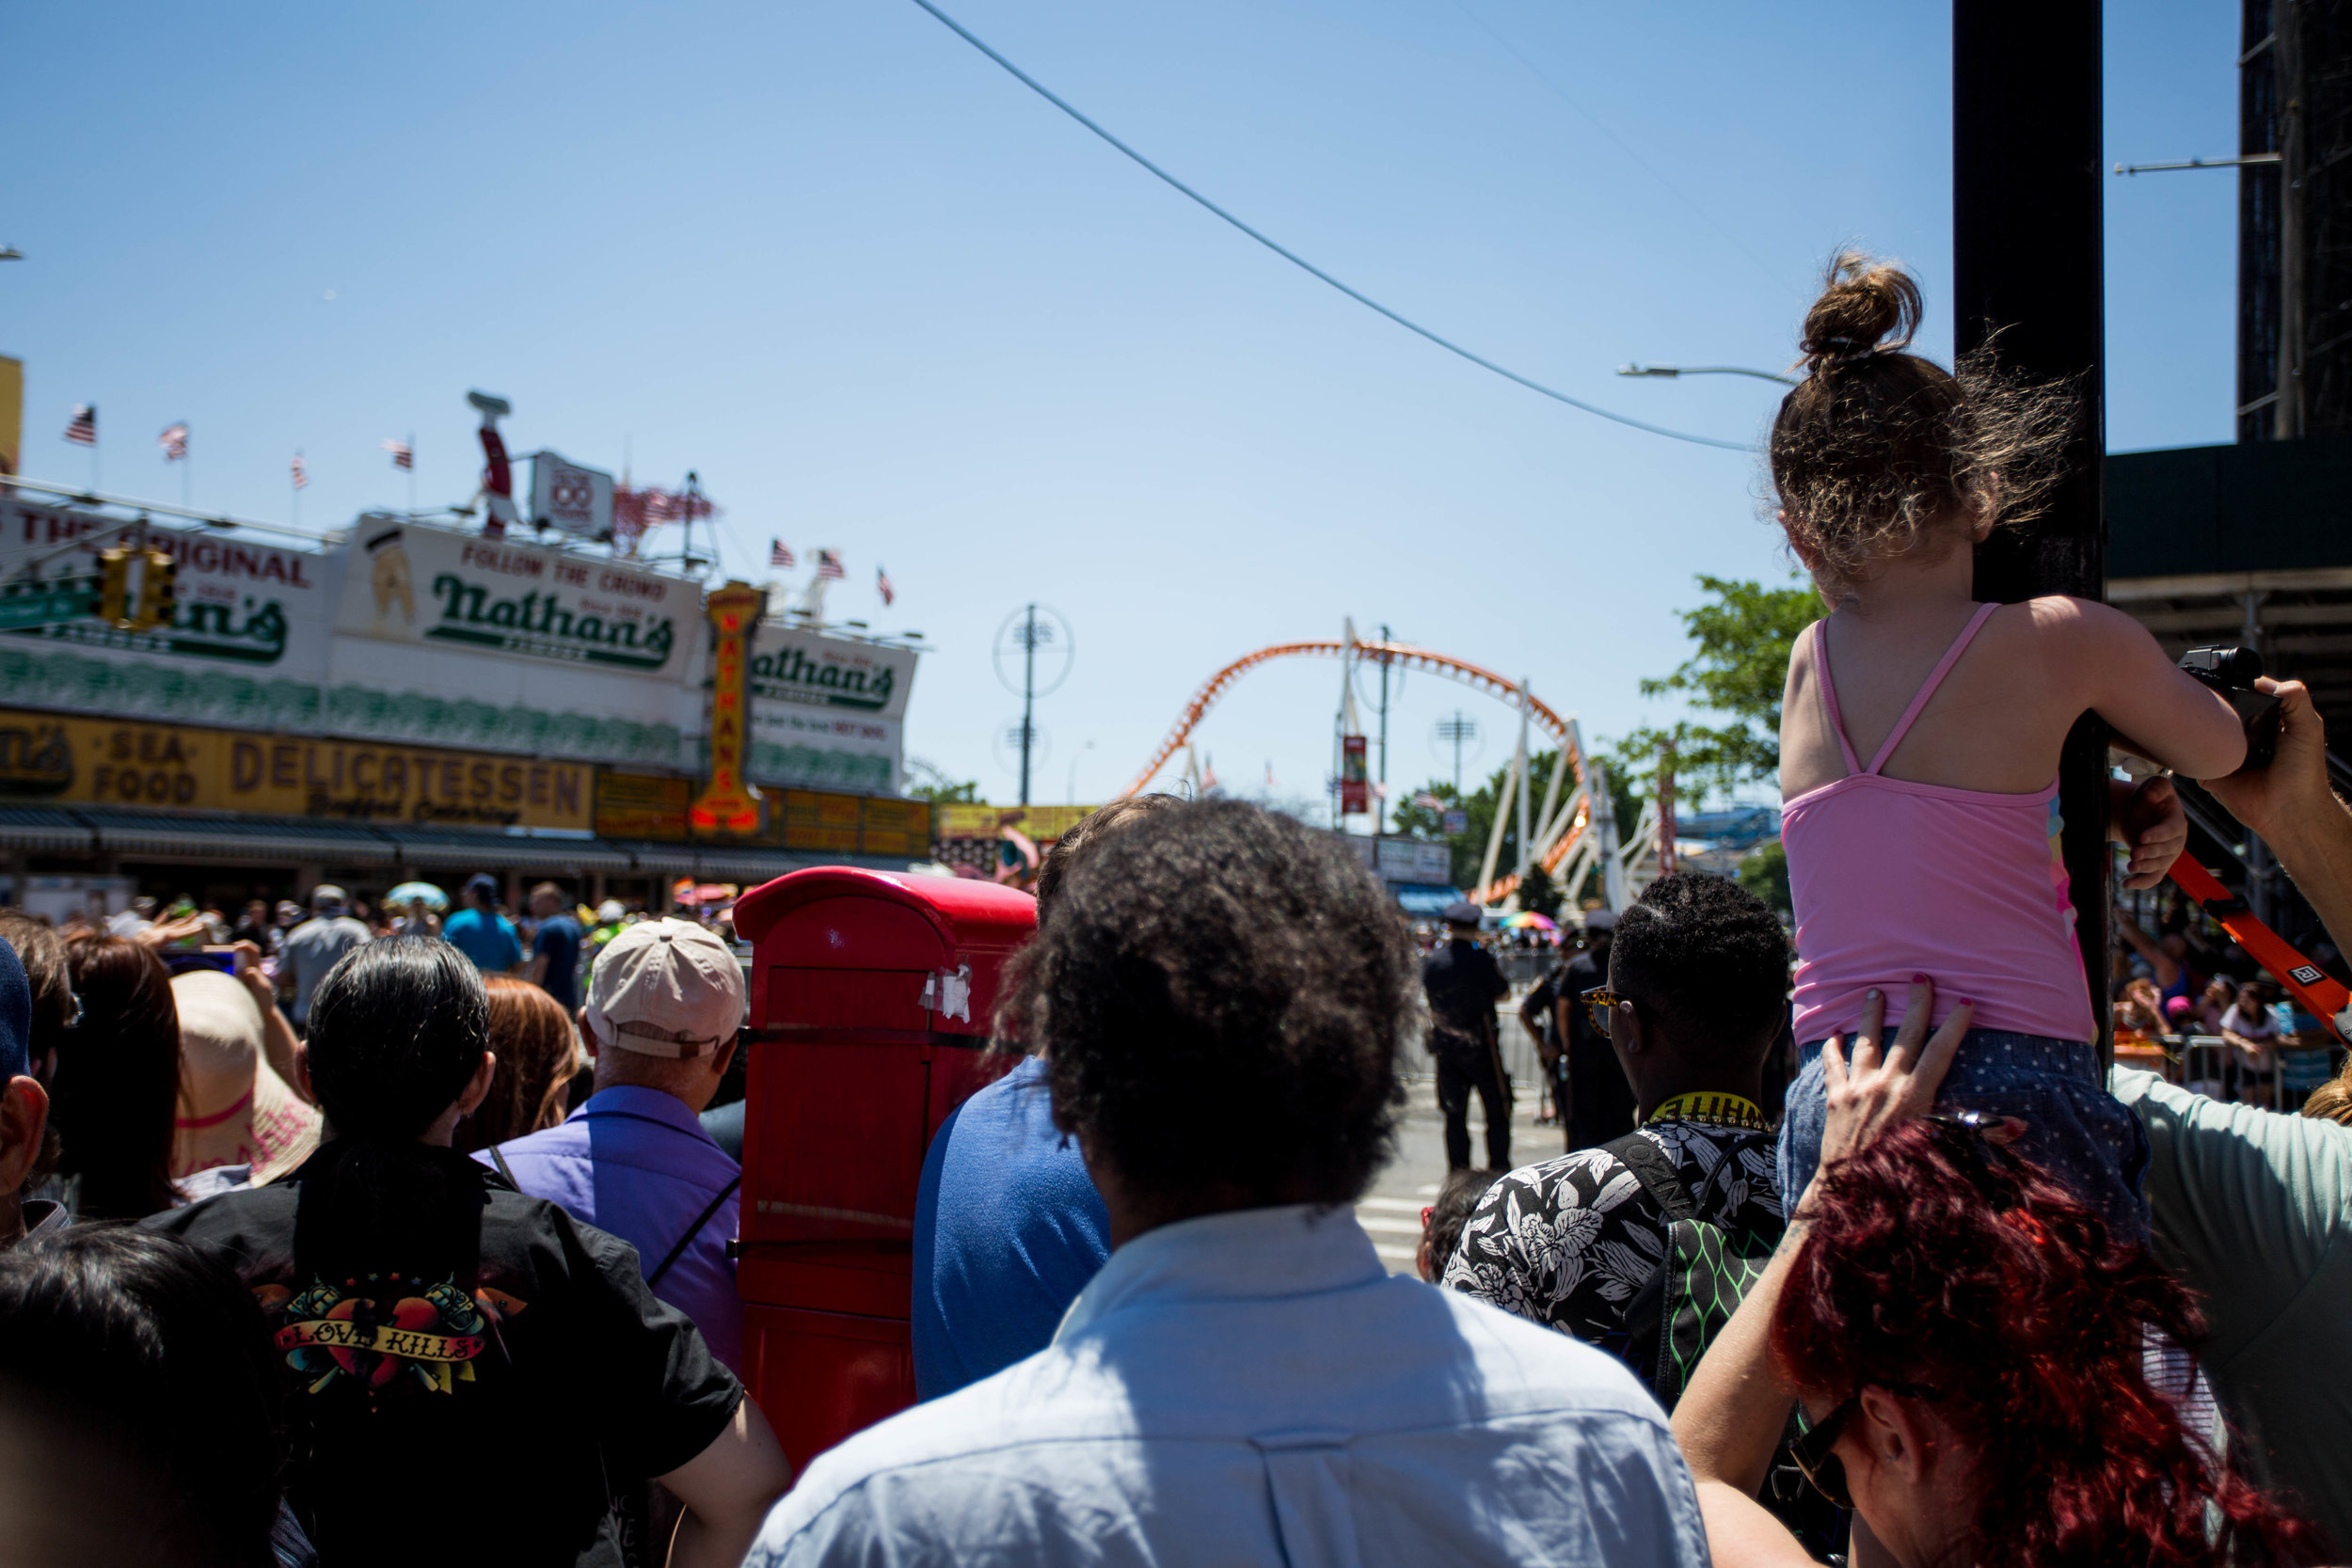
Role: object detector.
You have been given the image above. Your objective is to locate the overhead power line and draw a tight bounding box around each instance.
[1442,0,1791,293]
[901,0,1756,453]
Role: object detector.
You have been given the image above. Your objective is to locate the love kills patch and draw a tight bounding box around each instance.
[258,1274,528,1398]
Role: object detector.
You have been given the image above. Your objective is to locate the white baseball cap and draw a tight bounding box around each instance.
[582,917,744,1058]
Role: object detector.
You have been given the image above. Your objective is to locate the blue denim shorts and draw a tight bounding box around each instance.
[1777,1029,2150,1243]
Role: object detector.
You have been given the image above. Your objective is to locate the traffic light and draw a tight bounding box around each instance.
[97,547,132,627]
[134,548,176,631]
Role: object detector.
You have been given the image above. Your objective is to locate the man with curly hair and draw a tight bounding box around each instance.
[749,800,1708,1566]
[1446,873,1788,1385]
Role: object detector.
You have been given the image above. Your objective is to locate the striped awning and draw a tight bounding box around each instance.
[0,807,97,853]
[377,829,637,875]
[75,809,403,864]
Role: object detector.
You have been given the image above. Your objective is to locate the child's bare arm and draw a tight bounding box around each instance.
[2052,599,2248,778]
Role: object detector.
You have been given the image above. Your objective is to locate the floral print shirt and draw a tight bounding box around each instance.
[1441,1118,1784,1367]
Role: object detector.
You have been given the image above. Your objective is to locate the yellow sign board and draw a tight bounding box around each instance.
[935,803,1098,843]
[0,710,592,831]
[0,356,20,479]
[596,771,690,840]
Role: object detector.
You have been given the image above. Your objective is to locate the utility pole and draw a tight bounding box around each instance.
[1020,601,1037,807]
[1375,628,1391,841]
[1953,0,2110,1063]
[1514,682,1534,881]
[1437,711,1475,794]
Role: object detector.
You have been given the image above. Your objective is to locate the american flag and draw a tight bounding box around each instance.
[159,423,189,461]
[291,453,309,490]
[769,538,796,569]
[875,564,895,607]
[815,548,846,581]
[382,438,414,471]
[613,484,717,530]
[63,405,95,446]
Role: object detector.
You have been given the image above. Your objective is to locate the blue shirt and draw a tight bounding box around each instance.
[443,906,523,974]
[478,1085,744,1375]
[911,1054,1110,1400]
[750,1205,1708,1568]
[532,913,583,1013]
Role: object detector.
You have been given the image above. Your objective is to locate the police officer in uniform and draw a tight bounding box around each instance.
[1421,901,1511,1171]
[1558,908,1637,1151]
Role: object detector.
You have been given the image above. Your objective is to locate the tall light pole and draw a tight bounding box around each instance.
[1375,623,1393,844]
[1435,712,1478,794]
[993,603,1072,809]
[1019,603,1037,806]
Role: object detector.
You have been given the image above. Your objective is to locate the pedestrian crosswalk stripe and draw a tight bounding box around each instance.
[1354,1215,1422,1236]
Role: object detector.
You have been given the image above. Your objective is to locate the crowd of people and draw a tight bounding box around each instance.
[0,255,2344,1565]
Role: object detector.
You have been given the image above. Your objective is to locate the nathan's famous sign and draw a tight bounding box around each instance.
[350,525,685,673]
[0,506,916,783]
[2,500,327,667]
[0,710,591,831]
[748,624,914,718]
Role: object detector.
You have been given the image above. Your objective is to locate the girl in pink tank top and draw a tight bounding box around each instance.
[1765,257,2249,1232]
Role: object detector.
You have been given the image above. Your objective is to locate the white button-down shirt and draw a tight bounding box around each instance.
[749,1203,1710,1567]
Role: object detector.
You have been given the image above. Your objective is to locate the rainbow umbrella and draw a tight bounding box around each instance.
[1502,911,1558,930]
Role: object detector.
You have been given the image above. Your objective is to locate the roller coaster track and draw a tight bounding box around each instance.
[1124,638,1579,801]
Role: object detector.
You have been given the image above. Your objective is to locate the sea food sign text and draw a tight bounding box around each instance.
[0,710,591,831]
[348,525,687,674]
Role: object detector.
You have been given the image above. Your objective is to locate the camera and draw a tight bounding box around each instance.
[2178,646,2282,768]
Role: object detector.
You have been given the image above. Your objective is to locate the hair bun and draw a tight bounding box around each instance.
[1799,252,1922,372]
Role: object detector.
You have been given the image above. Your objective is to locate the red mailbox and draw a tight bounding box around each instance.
[729,867,1034,1471]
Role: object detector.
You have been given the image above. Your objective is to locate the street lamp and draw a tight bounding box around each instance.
[1618,363,1797,387]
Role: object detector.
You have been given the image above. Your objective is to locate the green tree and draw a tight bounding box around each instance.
[904,757,982,804]
[1391,752,1573,891]
[1607,574,1819,802]
[1517,861,1563,920]
[1735,838,1791,916]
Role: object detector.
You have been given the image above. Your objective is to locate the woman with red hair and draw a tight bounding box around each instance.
[1675,981,2324,1567]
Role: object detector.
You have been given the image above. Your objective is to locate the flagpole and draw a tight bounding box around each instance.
[183,444,191,510]
[291,453,300,530]
[406,431,417,519]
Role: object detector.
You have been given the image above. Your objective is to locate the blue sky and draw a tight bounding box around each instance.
[4,1,2238,811]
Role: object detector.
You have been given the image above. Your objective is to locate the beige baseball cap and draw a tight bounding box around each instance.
[582,917,744,1058]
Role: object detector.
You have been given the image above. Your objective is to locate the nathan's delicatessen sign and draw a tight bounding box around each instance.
[0,503,919,825]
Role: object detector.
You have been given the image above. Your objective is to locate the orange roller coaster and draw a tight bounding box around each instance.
[1120,638,1602,906]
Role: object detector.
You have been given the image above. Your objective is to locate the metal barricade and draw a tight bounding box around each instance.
[2179,1036,2231,1101]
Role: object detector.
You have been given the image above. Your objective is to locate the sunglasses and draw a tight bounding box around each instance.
[1788,1383,1946,1508]
[1580,985,1617,1038]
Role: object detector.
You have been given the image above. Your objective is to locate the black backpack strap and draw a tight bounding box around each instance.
[485,1142,519,1189]
[1603,1131,1697,1224]
[646,1177,740,1289]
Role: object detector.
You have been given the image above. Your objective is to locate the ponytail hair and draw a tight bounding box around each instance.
[1771,1119,2325,1567]
[1770,251,2075,587]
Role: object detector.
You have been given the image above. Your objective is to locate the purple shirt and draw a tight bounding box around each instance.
[478,1085,744,1374]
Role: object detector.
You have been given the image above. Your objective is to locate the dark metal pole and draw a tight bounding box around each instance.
[1020,602,1036,807]
[1953,0,2112,1063]
[1375,623,1392,846]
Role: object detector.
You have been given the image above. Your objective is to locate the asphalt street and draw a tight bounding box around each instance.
[1357,998,1557,1276]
